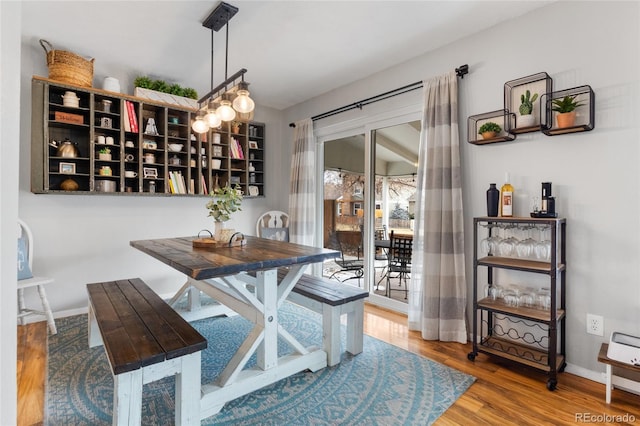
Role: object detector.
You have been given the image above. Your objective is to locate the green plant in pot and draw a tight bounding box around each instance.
[551,95,584,128]
[206,183,243,241]
[478,122,502,139]
[98,147,111,160]
[518,90,538,128]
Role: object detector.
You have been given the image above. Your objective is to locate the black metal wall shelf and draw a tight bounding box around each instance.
[541,85,595,136]
[505,72,553,135]
[467,109,516,145]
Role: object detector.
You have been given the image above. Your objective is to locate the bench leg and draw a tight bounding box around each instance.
[113,369,142,426]
[322,305,341,367]
[605,364,612,404]
[346,301,364,356]
[175,352,201,426]
[87,304,103,348]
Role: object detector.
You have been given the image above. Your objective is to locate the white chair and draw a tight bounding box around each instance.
[256,210,290,241]
[17,219,57,334]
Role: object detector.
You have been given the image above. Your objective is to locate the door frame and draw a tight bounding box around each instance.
[314,105,421,314]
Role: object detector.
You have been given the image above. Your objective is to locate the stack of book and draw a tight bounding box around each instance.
[123,101,139,133]
[168,171,187,194]
[229,137,244,159]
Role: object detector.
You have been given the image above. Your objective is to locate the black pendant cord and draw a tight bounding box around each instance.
[210,29,214,92]
[225,12,230,81]
[289,64,469,128]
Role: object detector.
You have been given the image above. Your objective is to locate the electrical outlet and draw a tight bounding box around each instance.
[587,314,604,336]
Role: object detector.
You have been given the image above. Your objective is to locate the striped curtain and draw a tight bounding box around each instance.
[288,118,315,246]
[408,71,467,343]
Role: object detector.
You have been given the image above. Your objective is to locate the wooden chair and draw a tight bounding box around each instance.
[17,219,57,334]
[256,210,290,241]
[386,231,413,299]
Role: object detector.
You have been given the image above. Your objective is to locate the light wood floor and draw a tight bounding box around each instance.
[18,305,640,426]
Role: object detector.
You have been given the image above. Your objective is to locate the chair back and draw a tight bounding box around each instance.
[389,231,413,267]
[17,219,34,269]
[256,210,290,241]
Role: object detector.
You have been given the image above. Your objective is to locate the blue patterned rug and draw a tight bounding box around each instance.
[46,302,474,425]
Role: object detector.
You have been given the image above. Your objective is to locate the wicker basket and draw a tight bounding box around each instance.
[40,39,94,87]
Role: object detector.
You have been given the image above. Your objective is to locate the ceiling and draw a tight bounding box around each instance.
[22,1,551,111]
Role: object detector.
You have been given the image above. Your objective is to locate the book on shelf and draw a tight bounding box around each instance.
[230,137,244,159]
[126,101,139,133]
[201,174,208,195]
[123,106,131,132]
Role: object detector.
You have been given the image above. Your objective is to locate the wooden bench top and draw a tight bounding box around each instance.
[87,278,207,375]
[278,269,368,306]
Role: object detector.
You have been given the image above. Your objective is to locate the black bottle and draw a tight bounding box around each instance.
[487,183,499,217]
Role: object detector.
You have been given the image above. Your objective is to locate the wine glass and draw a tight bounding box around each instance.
[516,224,535,259]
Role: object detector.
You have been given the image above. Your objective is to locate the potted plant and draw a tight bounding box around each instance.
[231,121,242,134]
[551,95,584,128]
[478,122,502,139]
[98,147,111,161]
[206,183,243,241]
[518,90,538,128]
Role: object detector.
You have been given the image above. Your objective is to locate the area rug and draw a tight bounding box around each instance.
[46,302,475,425]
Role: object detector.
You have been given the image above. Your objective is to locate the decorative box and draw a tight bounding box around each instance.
[607,332,640,366]
[54,111,83,125]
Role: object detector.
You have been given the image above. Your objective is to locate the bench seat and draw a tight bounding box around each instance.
[280,270,368,366]
[87,278,206,426]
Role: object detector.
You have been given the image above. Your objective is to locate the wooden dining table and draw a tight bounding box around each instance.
[130,235,339,421]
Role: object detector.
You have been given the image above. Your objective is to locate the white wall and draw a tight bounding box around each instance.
[283,1,640,375]
[1,1,21,422]
[18,4,285,315]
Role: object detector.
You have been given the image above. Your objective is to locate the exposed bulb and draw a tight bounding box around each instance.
[191,116,210,134]
[204,110,221,128]
[216,99,236,121]
[232,89,255,113]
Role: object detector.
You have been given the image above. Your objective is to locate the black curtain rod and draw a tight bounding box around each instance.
[289,64,469,128]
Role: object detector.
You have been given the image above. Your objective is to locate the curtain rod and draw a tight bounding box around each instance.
[289,64,469,128]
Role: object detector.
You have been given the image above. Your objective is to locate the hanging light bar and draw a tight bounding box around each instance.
[192,2,255,134]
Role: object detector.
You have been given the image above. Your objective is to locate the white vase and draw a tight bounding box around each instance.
[214,221,235,242]
[518,114,535,128]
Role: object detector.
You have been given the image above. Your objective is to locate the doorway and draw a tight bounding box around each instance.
[319,115,420,313]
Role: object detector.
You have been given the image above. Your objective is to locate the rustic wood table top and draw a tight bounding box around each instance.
[130,235,339,281]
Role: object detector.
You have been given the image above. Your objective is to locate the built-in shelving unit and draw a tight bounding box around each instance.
[31,76,265,197]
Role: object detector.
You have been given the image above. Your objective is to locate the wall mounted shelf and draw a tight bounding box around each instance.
[467,109,516,145]
[504,72,553,135]
[541,85,595,136]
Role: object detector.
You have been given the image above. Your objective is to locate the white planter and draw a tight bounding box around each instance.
[518,114,535,128]
[134,87,199,109]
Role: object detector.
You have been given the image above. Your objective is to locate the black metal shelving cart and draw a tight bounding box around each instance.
[468,216,567,390]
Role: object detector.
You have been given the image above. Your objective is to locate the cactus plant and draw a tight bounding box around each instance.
[519,90,538,115]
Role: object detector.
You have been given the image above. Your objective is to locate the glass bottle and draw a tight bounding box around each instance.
[501,173,514,217]
[486,183,499,217]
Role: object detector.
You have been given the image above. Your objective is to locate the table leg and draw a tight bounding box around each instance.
[175,352,201,426]
[256,269,278,370]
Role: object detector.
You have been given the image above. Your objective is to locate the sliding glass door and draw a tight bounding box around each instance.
[318,112,421,313]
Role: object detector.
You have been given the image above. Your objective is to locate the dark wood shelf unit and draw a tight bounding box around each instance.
[31,76,265,197]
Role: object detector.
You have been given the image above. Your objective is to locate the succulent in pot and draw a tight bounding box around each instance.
[478,122,502,139]
[98,147,112,161]
[552,95,584,128]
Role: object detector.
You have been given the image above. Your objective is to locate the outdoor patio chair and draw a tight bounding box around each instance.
[386,231,413,299]
[328,231,364,286]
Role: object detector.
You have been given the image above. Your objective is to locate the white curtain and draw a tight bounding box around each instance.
[288,118,315,246]
[408,71,467,343]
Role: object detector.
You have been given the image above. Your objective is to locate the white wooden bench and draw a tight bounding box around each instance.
[87,278,207,426]
[280,270,369,366]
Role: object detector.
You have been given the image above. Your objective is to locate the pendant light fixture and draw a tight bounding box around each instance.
[192,2,255,134]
